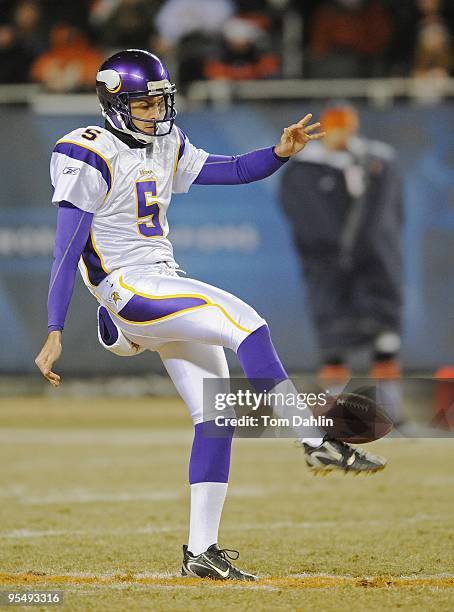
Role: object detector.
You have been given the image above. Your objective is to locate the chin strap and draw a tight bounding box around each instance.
[113,112,155,145]
[100,104,154,146]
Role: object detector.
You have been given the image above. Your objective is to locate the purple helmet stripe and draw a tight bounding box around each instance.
[118,294,207,323]
[54,142,111,192]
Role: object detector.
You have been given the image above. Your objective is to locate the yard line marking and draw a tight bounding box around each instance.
[21,490,182,505]
[0,484,295,506]
[0,515,449,539]
[0,526,175,538]
[0,572,452,589]
[0,429,192,446]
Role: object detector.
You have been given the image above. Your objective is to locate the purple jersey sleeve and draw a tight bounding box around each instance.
[47,201,93,332]
[194,147,289,185]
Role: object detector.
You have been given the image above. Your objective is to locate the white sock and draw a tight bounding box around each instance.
[302,437,324,447]
[268,379,325,446]
[187,482,228,556]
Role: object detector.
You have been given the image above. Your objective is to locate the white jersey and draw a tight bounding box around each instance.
[50,125,208,290]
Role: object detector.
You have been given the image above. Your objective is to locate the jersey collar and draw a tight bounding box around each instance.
[104,120,151,149]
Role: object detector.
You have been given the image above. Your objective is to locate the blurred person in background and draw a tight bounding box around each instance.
[205,16,279,81]
[31,23,104,92]
[235,0,290,40]
[93,0,161,52]
[307,0,393,78]
[12,0,47,57]
[154,0,234,89]
[279,103,404,423]
[0,23,34,82]
[155,0,234,53]
[40,0,93,30]
[0,0,45,83]
[386,0,454,77]
[412,0,453,103]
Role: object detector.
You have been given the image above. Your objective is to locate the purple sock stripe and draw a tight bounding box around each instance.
[189,420,234,485]
[81,232,108,287]
[54,141,111,192]
[98,306,119,346]
[118,293,207,323]
[237,324,288,392]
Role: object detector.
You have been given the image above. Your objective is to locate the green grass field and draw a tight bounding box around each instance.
[0,396,453,611]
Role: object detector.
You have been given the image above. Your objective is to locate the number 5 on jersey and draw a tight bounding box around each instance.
[135,179,164,238]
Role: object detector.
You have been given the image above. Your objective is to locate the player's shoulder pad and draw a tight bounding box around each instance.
[53,126,119,193]
[54,126,120,161]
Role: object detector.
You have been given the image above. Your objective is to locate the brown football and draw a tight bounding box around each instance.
[313,390,393,443]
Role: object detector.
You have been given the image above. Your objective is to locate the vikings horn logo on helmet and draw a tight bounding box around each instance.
[96,69,122,94]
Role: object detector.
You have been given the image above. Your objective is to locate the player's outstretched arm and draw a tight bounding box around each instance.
[274,113,325,158]
[35,202,93,387]
[35,331,62,387]
[192,113,324,187]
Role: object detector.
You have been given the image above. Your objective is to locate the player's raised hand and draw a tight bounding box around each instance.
[35,331,62,387]
[274,114,325,158]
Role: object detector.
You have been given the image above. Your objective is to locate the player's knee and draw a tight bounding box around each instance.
[231,318,267,354]
[97,306,145,357]
[245,309,268,338]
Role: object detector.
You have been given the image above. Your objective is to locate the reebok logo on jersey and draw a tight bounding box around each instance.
[63,167,80,175]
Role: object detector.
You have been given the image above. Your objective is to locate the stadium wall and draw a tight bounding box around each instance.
[1,102,453,374]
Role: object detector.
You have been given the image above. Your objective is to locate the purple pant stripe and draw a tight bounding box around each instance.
[189,420,234,485]
[118,293,206,323]
[237,324,288,392]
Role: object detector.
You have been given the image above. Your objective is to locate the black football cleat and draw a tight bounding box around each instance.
[181,544,256,581]
[302,437,386,475]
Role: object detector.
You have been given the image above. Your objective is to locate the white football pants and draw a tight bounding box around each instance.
[91,263,266,423]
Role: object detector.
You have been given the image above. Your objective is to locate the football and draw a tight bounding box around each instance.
[313,388,393,443]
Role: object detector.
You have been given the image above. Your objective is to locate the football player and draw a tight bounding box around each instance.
[35,50,386,581]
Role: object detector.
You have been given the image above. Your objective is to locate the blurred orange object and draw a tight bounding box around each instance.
[319,105,359,132]
[432,366,454,430]
[318,364,351,384]
[31,24,103,92]
[369,359,401,379]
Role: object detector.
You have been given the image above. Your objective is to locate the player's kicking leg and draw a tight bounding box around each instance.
[235,325,386,474]
[97,267,387,477]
